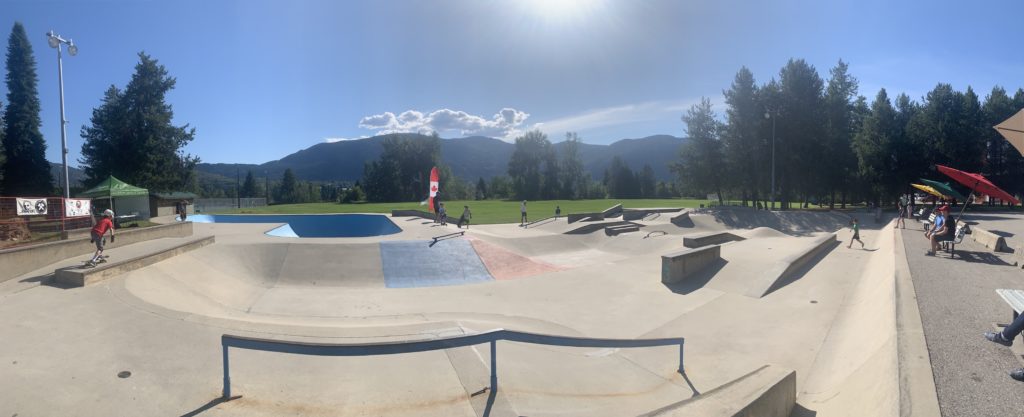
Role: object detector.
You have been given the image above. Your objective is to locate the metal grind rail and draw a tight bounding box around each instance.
[430,230,465,245]
[522,215,556,228]
[220,329,685,399]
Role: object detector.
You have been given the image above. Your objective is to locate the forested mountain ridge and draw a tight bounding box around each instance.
[196,133,687,182]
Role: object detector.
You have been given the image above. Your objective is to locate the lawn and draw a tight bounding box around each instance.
[214,198,722,225]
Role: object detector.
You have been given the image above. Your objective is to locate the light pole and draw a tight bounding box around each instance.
[47,31,77,199]
[764,110,776,210]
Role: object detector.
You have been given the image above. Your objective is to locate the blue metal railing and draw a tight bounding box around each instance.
[221,329,685,400]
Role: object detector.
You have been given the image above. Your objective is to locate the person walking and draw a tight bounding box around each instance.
[555,206,561,218]
[896,194,907,229]
[848,218,864,249]
[520,200,528,226]
[458,205,472,229]
[88,209,116,266]
[438,202,448,226]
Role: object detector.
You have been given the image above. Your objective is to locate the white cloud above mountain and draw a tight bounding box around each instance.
[358,108,531,141]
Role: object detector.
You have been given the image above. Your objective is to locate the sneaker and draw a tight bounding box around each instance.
[1011,368,1024,382]
[925,251,935,256]
[985,331,1013,347]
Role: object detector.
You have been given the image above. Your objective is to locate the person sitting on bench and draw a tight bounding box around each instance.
[924,205,949,256]
[985,313,1024,381]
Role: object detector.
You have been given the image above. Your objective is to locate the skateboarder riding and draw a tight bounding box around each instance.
[88,209,116,266]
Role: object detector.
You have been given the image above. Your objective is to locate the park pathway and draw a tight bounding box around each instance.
[901,226,1024,416]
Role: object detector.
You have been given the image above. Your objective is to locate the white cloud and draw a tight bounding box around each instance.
[324,135,369,143]
[358,108,531,141]
[534,98,724,137]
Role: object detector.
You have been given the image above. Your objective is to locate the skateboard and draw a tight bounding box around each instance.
[81,255,109,268]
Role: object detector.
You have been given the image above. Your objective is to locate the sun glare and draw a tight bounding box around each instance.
[521,0,605,23]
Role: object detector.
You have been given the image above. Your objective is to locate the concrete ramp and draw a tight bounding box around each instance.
[380,239,493,288]
[641,364,795,417]
[702,233,838,298]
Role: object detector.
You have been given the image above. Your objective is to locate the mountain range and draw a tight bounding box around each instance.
[197,133,687,183]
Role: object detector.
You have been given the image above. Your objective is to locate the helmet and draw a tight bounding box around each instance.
[103,209,114,217]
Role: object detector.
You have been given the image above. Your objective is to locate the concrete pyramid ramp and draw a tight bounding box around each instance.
[380,239,493,288]
[703,233,838,298]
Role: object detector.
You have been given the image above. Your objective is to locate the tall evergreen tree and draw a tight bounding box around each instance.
[507,130,549,200]
[3,22,51,195]
[776,59,826,208]
[241,170,258,197]
[853,89,899,203]
[80,52,199,191]
[673,97,724,205]
[559,132,588,199]
[277,168,299,203]
[721,67,765,207]
[822,60,859,208]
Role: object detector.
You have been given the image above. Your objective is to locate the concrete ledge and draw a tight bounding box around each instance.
[605,224,639,236]
[683,231,746,248]
[54,235,215,287]
[971,227,1009,252]
[746,233,838,298]
[0,221,194,283]
[671,211,693,227]
[641,364,795,417]
[566,212,604,223]
[661,245,722,284]
[565,221,633,235]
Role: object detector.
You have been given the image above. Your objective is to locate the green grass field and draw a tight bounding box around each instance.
[215,199,723,225]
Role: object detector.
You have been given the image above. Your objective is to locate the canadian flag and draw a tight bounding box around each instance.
[428,167,439,212]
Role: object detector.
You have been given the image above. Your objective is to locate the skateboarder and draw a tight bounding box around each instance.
[458,205,472,229]
[88,209,116,266]
[520,200,528,226]
[847,218,864,249]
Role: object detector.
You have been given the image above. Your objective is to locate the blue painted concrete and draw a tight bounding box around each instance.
[189,214,402,238]
[380,239,494,288]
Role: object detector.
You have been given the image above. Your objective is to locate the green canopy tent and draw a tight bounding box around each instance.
[77,176,149,217]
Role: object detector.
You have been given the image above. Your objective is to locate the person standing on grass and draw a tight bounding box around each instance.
[520,200,528,226]
[848,218,864,249]
[555,205,561,218]
[88,209,116,265]
[458,205,472,229]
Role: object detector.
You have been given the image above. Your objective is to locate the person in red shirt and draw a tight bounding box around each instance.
[89,209,116,265]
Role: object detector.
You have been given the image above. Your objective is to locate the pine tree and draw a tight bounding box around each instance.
[80,52,199,191]
[3,22,51,195]
[241,170,257,197]
[277,168,299,203]
[559,132,588,199]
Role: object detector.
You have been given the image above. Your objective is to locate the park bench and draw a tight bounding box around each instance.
[922,212,937,230]
[934,218,964,258]
[996,289,1024,340]
[914,207,930,222]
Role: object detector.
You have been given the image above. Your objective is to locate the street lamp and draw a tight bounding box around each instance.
[47,30,77,199]
[764,109,776,210]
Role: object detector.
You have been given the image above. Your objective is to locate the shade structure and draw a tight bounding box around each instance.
[918,178,967,201]
[936,164,1019,205]
[911,183,945,199]
[78,176,149,198]
[995,108,1024,156]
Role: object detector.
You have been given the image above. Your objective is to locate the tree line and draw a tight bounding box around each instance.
[0,20,199,199]
[675,59,1024,209]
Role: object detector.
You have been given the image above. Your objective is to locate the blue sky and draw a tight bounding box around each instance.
[4,0,1024,165]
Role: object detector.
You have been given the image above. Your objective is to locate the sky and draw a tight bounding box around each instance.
[3,0,1024,166]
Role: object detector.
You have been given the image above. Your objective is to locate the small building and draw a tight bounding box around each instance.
[149,192,198,218]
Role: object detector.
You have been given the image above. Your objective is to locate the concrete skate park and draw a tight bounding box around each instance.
[0,206,941,416]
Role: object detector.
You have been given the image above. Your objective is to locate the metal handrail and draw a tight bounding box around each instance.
[522,215,556,228]
[644,230,668,239]
[431,231,465,242]
[221,329,684,399]
[643,212,661,221]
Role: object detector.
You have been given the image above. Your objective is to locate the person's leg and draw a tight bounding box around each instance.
[90,232,103,263]
[986,312,1024,346]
